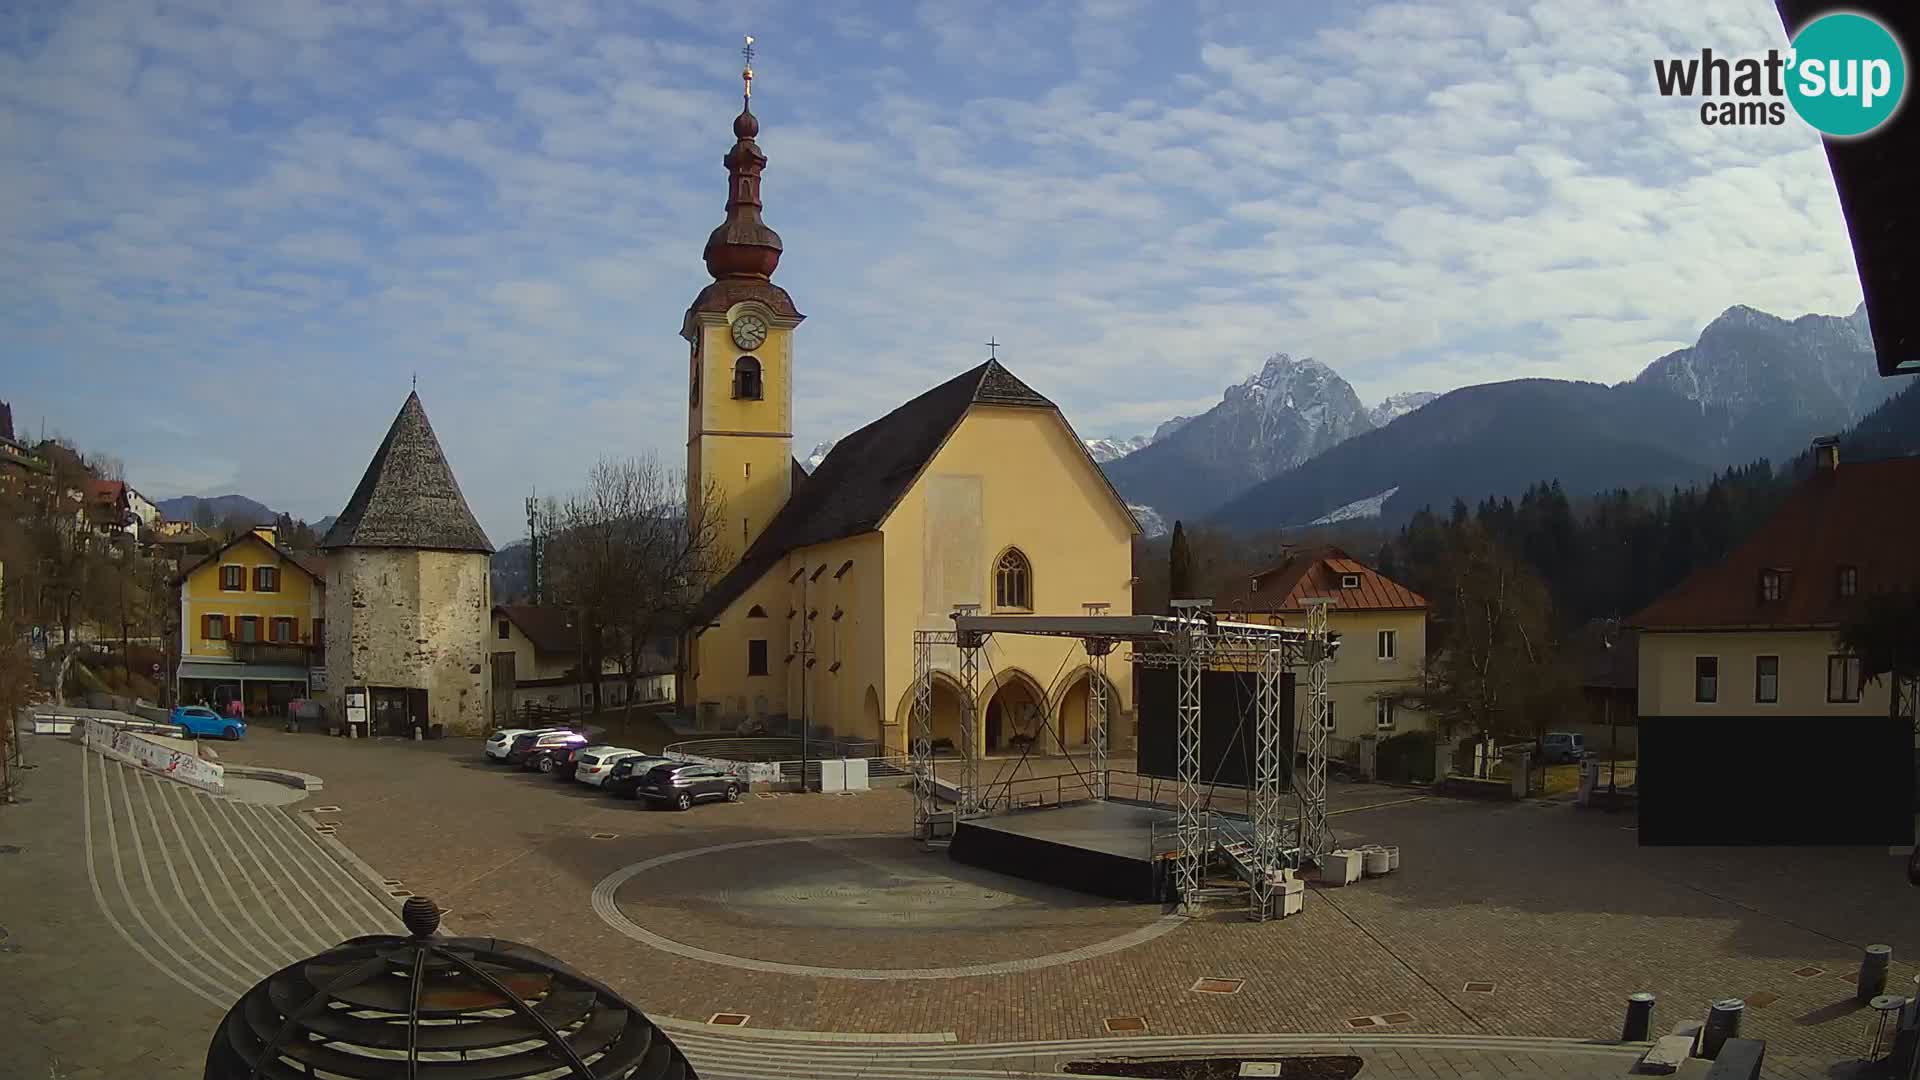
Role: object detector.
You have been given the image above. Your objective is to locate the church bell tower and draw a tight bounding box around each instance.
[683,35,805,570]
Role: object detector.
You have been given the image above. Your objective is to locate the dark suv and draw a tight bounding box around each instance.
[603,756,675,799]
[634,762,741,810]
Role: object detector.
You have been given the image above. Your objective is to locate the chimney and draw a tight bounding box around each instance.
[1811,435,1840,473]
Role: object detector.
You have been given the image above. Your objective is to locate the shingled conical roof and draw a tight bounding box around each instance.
[319,392,494,553]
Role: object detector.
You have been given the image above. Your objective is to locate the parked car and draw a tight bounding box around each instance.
[602,755,676,799]
[504,729,588,767]
[1539,731,1587,764]
[172,705,244,741]
[522,741,587,775]
[572,747,646,787]
[484,727,570,761]
[633,762,742,810]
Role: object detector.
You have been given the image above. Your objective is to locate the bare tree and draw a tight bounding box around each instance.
[1402,523,1574,740]
[545,457,730,713]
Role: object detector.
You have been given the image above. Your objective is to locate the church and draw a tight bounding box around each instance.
[681,55,1139,756]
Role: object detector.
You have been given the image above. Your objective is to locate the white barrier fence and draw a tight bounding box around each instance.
[80,717,225,794]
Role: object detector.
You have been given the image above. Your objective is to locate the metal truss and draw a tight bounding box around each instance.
[955,606,982,817]
[1249,645,1286,920]
[1086,637,1112,801]
[1171,601,1210,914]
[1297,599,1333,861]
[910,628,957,844]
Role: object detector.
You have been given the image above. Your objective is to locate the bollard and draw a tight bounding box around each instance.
[1700,998,1744,1060]
[1621,991,1656,1042]
[1859,944,1893,1003]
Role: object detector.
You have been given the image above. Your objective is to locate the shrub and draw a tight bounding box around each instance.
[1377,729,1437,783]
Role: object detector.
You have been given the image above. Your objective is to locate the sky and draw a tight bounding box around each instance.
[0,0,1870,543]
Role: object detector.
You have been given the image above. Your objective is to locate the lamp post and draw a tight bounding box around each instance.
[789,565,814,792]
[1602,621,1619,796]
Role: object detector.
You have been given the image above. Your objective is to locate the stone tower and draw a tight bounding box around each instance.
[682,44,804,571]
[320,392,494,736]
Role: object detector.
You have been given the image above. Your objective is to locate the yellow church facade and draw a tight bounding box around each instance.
[680,64,1137,756]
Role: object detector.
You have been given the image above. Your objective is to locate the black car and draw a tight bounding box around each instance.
[504,730,587,767]
[522,742,585,775]
[633,762,741,810]
[603,756,675,799]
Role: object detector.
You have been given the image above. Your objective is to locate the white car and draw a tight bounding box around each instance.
[484,727,569,761]
[572,746,647,786]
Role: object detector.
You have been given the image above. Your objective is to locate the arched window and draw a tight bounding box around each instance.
[733,356,763,400]
[746,604,768,618]
[994,548,1032,611]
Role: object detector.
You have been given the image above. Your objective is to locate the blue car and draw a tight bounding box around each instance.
[172,706,245,741]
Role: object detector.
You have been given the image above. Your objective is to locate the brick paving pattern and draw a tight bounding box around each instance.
[9,723,1914,1077]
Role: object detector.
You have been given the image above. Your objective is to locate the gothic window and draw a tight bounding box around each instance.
[733,356,763,400]
[994,548,1032,611]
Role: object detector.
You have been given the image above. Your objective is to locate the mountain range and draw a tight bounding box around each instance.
[1105,302,1887,536]
[155,494,335,537]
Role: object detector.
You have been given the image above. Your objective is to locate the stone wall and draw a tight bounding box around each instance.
[324,547,492,735]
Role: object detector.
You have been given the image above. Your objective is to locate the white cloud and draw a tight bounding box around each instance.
[0,0,1869,533]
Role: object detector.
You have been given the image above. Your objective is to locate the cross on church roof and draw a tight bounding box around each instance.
[985,337,1000,359]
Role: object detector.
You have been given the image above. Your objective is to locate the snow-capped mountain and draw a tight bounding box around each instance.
[1084,434,1152,464]
[1631,302,1890,463]
[1368,391,1439,428]
[1084,415,1195,464]
[1101,354,1375,522]
[801,440,837,473]
[1128,504,1169,538]
[1213,301,1885,533]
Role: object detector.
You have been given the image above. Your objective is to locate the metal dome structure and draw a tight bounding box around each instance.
[205,897,697,1079]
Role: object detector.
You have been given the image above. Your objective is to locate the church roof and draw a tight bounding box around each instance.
[320,392,494,554]
[692,359,1061,625]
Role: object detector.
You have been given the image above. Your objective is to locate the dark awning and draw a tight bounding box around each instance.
[1777,1,1920,376]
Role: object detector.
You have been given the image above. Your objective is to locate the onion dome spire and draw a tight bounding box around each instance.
[703,34,783,281]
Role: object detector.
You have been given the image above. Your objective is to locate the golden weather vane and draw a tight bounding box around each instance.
[742,34,755,98]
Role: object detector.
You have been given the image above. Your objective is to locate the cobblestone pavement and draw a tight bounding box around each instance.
[10,724,1910,1077]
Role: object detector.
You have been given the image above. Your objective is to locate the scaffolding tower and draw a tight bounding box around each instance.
[907,606,1333,919]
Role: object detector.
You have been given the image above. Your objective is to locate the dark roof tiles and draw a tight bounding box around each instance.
[320,392,494,554]
[1632,456,1920,629]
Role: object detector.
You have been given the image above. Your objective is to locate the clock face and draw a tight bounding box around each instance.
[731,314,769,351]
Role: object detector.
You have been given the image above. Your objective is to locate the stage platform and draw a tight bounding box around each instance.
[949,799,1250,903]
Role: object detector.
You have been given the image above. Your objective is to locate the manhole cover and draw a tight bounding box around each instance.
[1793,966,1825,978]
[1344,1016,1378,1029]
[1191,977,1245,994]
[1103,1016,1148,1033]
[1746,991,1780,1008]
[1463,981,1496,993]
[0,844,20,855]
[708,1013,750,1026]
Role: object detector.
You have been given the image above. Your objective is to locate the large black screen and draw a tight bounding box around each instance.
[1135,667,1295,788]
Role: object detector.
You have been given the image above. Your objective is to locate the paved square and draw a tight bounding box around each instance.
[8,724,1913,1078]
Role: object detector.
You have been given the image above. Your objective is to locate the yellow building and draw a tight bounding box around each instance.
[1229,546,1430,748]
[1632,439,1918,721]
[174,526,328,715]
[681,71,1139,755]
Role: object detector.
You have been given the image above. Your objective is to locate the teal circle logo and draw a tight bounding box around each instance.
[1786,12,1907,137]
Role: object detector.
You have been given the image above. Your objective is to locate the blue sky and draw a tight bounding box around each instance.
[0,0,1868,543]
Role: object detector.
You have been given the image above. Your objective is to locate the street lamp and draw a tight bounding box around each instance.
[1602,620,1619,796]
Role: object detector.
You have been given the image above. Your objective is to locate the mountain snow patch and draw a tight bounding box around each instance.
[1307,486,1400,526]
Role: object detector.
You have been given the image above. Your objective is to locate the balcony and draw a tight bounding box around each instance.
[230,641,320,666]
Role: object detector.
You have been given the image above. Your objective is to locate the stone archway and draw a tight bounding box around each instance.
[983,670,1047,754]
[1049,667,1120,751]
[893,671,967,754]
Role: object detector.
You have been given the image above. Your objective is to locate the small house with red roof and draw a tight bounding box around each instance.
[1229,546,1430,745]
